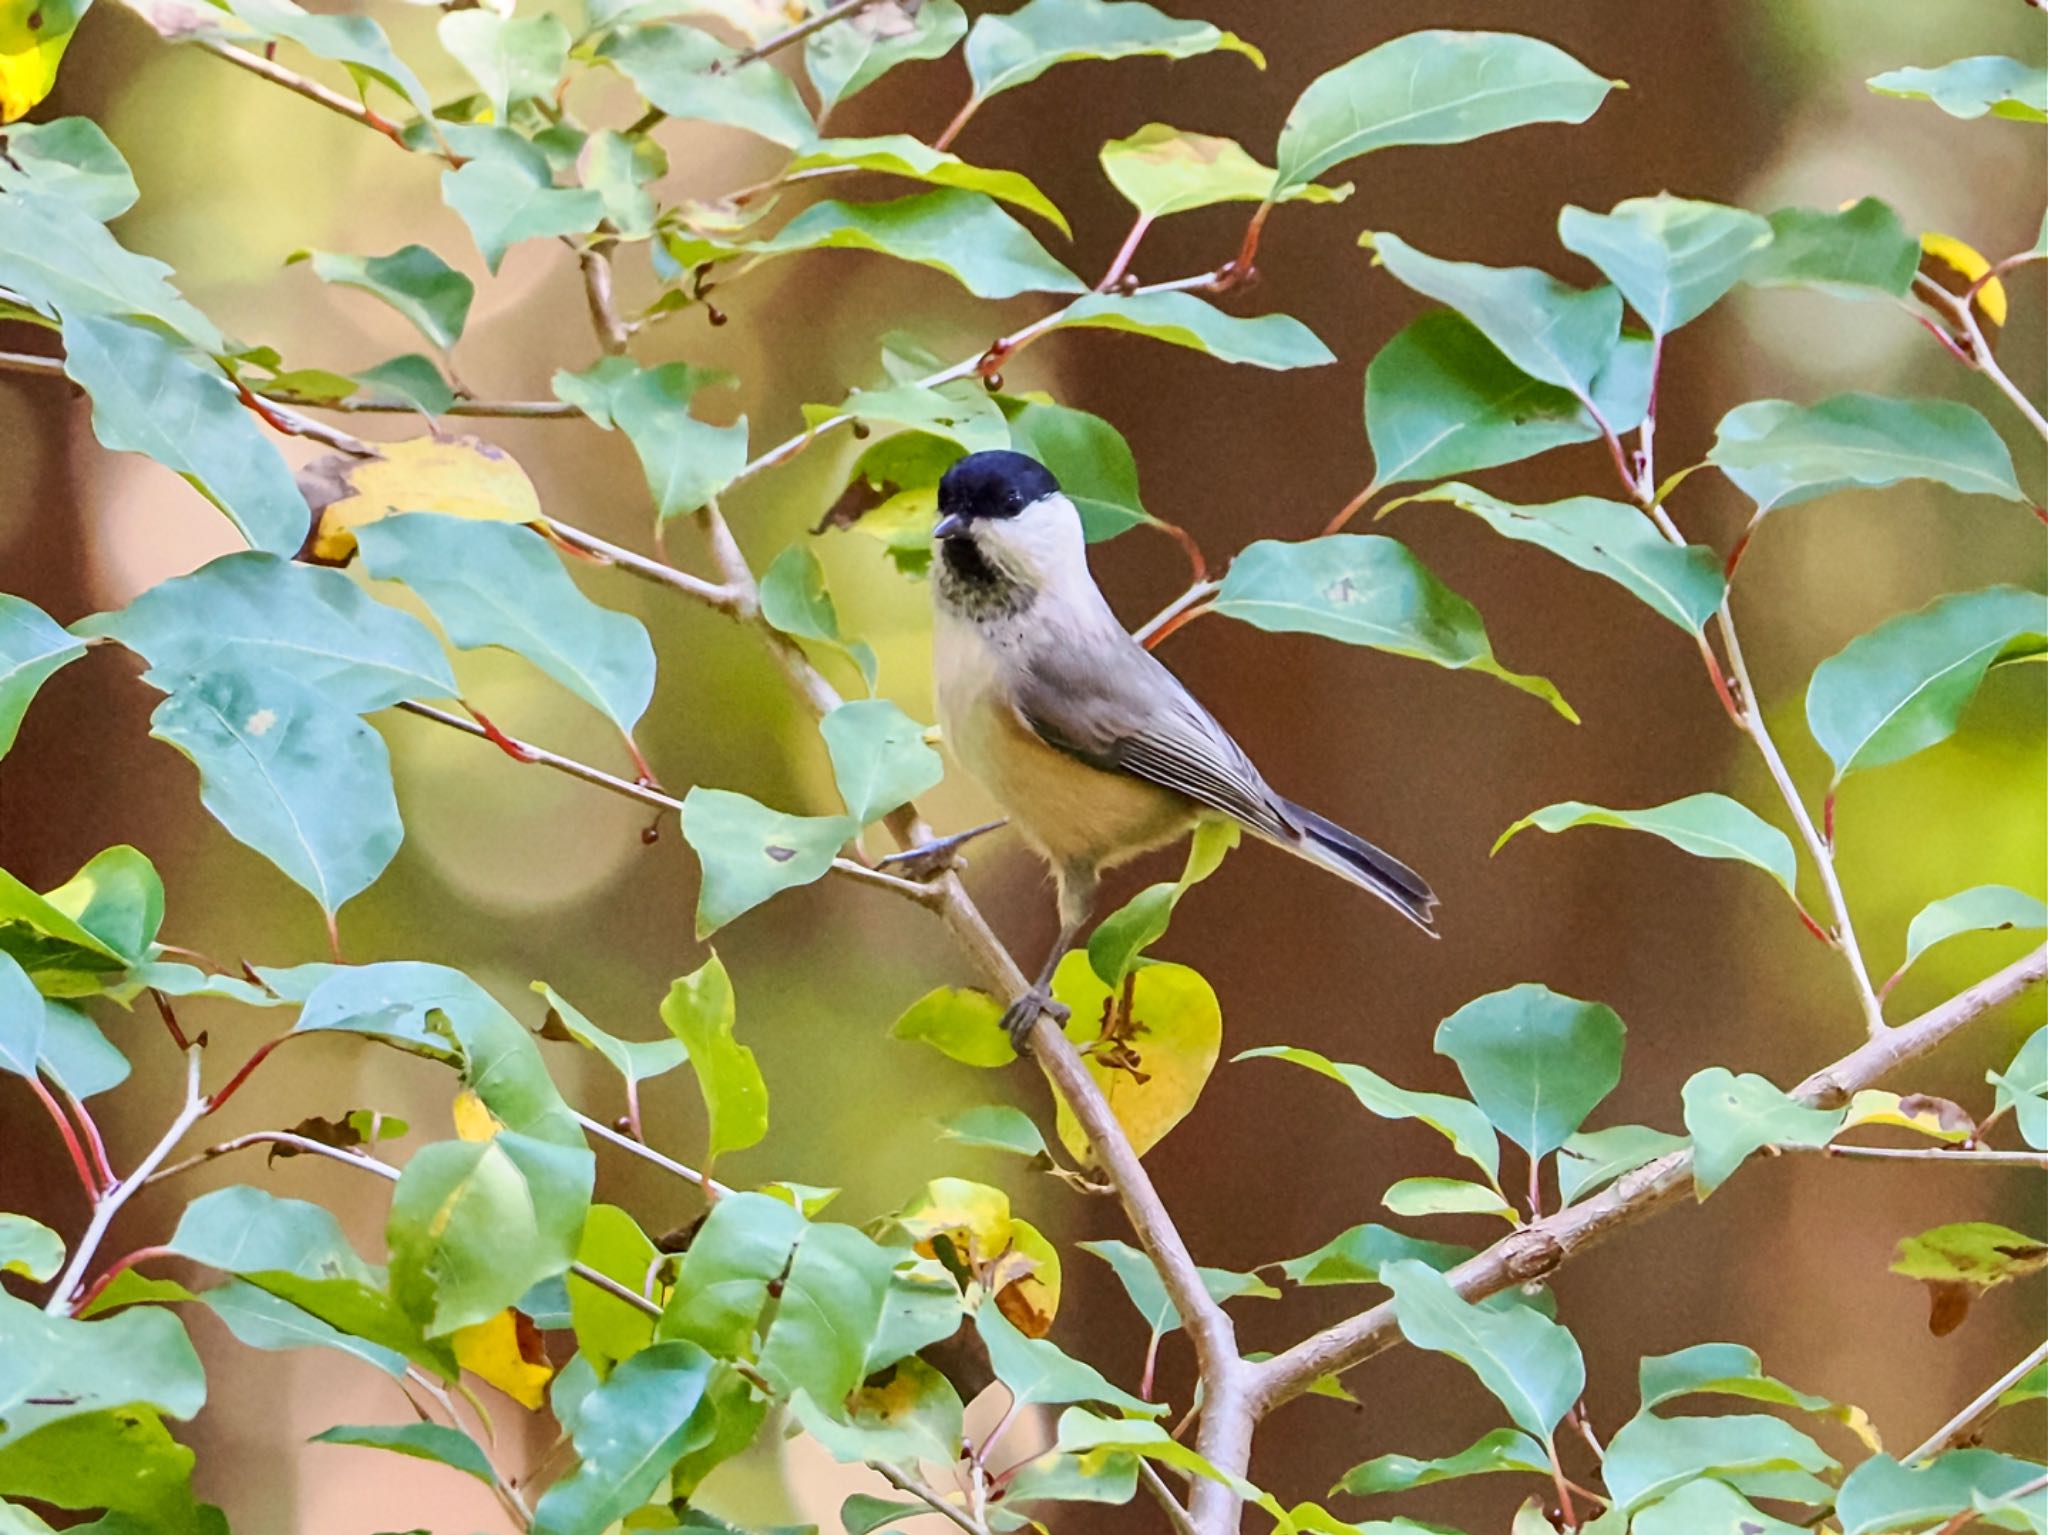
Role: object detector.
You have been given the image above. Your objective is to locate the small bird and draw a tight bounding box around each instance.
[928,449,1437,1046]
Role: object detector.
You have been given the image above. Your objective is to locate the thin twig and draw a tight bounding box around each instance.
[873,1462,990,1535]
[144,1130,394,1188]
[1820,1144,2048,1167]
[29,1076,102,1201]
[1249,945,2048,1411]
[1915,275,2048,443]
[573,1110,733,1197]
[198,41,417,155]
[1906,1337,2048,1462]
[1138,1461,1201,1535]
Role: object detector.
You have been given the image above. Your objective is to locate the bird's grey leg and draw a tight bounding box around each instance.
[874,818,1009,880]
[1000,862,1096,1051]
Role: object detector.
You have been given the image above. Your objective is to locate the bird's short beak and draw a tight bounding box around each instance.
[932,512,966,539]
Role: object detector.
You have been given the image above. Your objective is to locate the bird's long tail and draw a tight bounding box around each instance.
[1270,798,1440,935]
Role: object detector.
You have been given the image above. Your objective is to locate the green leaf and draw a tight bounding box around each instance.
[1239,1044,1500,1181]
[1369,232,1625,399]
[1087,819,1236,986]
[0,117,137,220]
[309,1422,495,1485]
[0,185,223,349]
[1556,1125,1687,1206]
[1631,1478,1811,1535]
[759,544,877,689]
[77,552,457,713]
[1384,1259,1583,1440]
[0,1215,62,1284]
[529,1341,717,1535]
[1493,794,1797,895]
[976,1302,1158,1413]
[353,353,455,415]
[1681,1068,1845,1197]
[1434,984,1624,1158]
[1891,1221,2048,1289]
[76,1271,196,1319]
[1991,1027,2047,1152]
[821,699,943,825]
[811,379,1010,455]
[1100,122,1344,219]
[533,981,687,1089]
[576,129,663,240]
[1397,484,1723,633]
[805,0,966,111]
[1556,195,1772,334]
[1382,1177,1518,1221]
[1337,1427,1549,1495]
[1001,397,1152,538]
[758,1223,898,1405]
[552,357,748,523]
[1276,29,1617,194]
[0,1290,207,1450]
[964,0,1259,105]
[1001,1447,1142,1512]
[36,1002,130,1098]
[599,22,816,148]
[198,1279,407,1379]
[1837,1451,2048,1535]
[1079,1237,1278,1338]
[1806,586,2046,783]
[656,1191,806,1357]
[790,1356,963,1466]
[1899,885,2048,979]
[1051,1409,1281,1513]
[436,11,570,122]
[680,787,855,939]
[754,188,1082,299]
[1744,198,1920,298]
[221,0,436,122]
[1364,310,1650,489]
[441,154,602,275]
[1603,1412,1838,1514]
[936,1103,1049,1159]
[1053,290,1334,369]
[659,954,767,1163]
[1868,56,2048,123]
[1709,394,2026,513]
[1275,1223,1471,1287]
[889,985,1013,1068]
[387,1132,595,1336]
[0,1408,223,1535]
[357,513,658,735]
[789,135,1067,233]
[60,314,309,555]
[1213,536,1576,721]
[841,1493,924,1535]
[291,245,473,351]
[25,843,163,974]
[148,665,402,921]
[567,1204,659,1370]
[0,595,86,758]
[0,861,127,996]
[1639,1344,1873,1447]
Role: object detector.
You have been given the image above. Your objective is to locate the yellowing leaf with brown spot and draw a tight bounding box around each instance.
[452,1308,552,1408]
[897,1176,1011,1266]
[1100,123,1350,220]
[1921,231,2008,326]
[992,1215,1061,1337]
[1050,952,1221,1164]
[1839,1089,1975,1143]
[0,0,88,123]
[452,1088,504,1142]
[302,435,544,562]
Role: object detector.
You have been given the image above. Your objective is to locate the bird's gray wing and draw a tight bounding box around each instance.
[1011,627,1296,841]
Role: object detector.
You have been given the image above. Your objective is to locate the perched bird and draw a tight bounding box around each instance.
[927,448,1437,1046]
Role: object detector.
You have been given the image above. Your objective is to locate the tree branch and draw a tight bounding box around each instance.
[1249,943,2048,1412]
[873,1462,991,1535]
[196,40,418,154]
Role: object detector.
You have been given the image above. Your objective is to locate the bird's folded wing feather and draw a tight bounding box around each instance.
[1012,631,1295,841]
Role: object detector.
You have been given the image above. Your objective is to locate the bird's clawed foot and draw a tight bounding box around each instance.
[1000,986,1068,1052]
[876,818,1008,882]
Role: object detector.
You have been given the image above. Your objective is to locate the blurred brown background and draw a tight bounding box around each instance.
[3,0,2045,1529]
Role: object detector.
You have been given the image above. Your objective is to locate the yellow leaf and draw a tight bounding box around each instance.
[1840,1089,1975,1143]
[302,435,544,562]
[1051,952,1221,1164]
[0,0,86,124]
[451,1309,552,1409]
[896,1177,1012,1266]
[1920,231,2008,327]
[991,1216,1061,1337]
[452,1088,503,1142]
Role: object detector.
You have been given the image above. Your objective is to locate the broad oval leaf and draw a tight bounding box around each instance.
[1398,484,1724,633]
[1051,951,1221,1161]
[357,512,659,736]
[1087,820,1236,986]
[303,432,543,562]
[1274,1222,1471,1287]
[1078,1237,1276,1338]
[148,665,402,921]
[1384,1259,1584,1441]
[753,189,1082,299]
[77,552,457,712]
[290,244,473,351]
[1054,290,1335,369]
[1493,794,1798,894]
[757,1222,898,1406]
[1557,1124,1688,1206]
[659,953,768,1164]
[1743,198,1920,299]
[787,135,1068,233]
[975,1303,1156,1413]
[1238,1044,1499,1182]
[308,1421,495,1485]
[1275,30,1617,195]
[1806,585,2046,784]
[1100,122,1343,219]
[1991,1026,2047,1152]
[1837,1450,2048,1535]
[441,152,604,275]
[820,698,943,825]
[890,985,1014,1068]
[436,10,570,123]
[1337,1426,1549,1496]
[0,183,224,349]
[600,22,817,147]
[0,117,137,220]
[528,1340,718,1535]
[964,0,1260,104]
[806,0,967,112]
[1382,1177,1518,1221]
[1632,1480,1811,1535]
[810,379,1009,454]
[789,1355,963,1466]
[1898,885,2048,979]
[680,786,856,938]
[0,1213,63,1283]
[199,1279,407,1379]
[1867,56,2048,123]
[1435,983,1625,1158]
[759,544,878,689]
[1603,1412,1838,1515]
[1213,535,1577,721]
[1557,195,1772,334]
[551,357,748,524]
[1681,1068,1845,1197]
[0,594,86,758]
[0,1290,208,1452]
[1708,394,2025,513]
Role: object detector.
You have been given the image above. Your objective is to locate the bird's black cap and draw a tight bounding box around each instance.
[936,450,1060,525]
